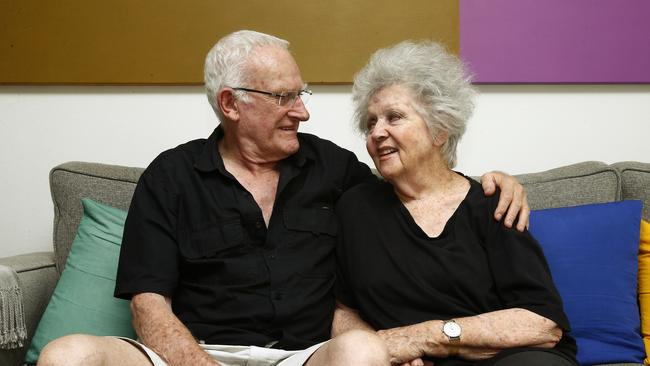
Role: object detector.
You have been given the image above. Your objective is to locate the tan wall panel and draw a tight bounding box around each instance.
[0,0,458,84]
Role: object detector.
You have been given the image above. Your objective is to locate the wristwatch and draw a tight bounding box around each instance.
[442,319,462,342]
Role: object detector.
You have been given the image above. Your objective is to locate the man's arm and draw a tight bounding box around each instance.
[332,301,375,336]
[131,293,219,366]
[480,171,530,231]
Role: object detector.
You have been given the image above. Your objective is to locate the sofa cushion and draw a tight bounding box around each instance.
[516,161,620,211]
[50,162,143,273]
[637,219,650,364]
[25,199,135,364]
[529,200,645,365]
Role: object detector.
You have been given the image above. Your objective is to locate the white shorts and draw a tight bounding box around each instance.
[118,337,327,366]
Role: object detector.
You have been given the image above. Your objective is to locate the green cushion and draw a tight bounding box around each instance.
[25,199,135,363]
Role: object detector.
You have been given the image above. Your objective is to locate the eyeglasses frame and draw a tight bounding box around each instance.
[232,86,312,106]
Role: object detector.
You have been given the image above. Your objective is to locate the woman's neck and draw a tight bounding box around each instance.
[391,163,471,238]
[391,161,459,203]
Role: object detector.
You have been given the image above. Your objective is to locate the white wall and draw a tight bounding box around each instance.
[1,84,649,257]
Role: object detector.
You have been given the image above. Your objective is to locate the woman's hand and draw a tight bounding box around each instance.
[377,322,454,365]
[453,346,501,361]
[377,326,427,364]
[399,358,434,366]
[480,171,529,231]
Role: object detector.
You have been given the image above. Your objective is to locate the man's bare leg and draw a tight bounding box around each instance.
[37,334,153,366]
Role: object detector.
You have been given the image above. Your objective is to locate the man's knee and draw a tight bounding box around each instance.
[329,329,390,365]
[37,334,107,366]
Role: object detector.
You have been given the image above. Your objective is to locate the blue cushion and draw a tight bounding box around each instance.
[529,200,644,365]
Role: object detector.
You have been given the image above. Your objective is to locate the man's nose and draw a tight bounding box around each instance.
[288,96,310,121]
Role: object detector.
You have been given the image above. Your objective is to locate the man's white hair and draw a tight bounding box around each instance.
[204,30,289,122]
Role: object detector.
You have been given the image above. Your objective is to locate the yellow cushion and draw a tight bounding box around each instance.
[637,219,650,364]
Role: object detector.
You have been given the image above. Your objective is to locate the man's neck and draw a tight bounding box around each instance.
[218,136,280,176]
[218,137,280,226]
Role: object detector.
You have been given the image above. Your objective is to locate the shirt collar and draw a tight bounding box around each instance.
[194,125,312,174]
[194,126,228,174]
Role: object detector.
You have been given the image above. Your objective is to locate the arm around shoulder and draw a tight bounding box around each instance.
[479,171,529,231]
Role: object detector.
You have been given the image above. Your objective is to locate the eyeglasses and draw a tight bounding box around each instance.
[233,86,312,107]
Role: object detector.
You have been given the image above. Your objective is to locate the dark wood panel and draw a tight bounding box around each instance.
[0,0,458,84]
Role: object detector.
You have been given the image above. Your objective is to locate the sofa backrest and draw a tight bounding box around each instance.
[514,161,621,211]
[49,162,143,273]
[49,160,649,273]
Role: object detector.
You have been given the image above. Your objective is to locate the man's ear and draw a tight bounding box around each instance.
[218,88,240,121]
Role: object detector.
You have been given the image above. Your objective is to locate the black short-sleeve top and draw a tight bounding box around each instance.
[335,176,577,361]
[114,126,374,350]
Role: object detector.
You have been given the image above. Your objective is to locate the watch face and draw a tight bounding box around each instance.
[443,321,461,337]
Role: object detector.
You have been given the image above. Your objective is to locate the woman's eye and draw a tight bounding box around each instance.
[366,119,377,130]
[388,113,402,122]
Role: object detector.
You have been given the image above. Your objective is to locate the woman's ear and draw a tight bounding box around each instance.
[433,130,449,147]
[218,88,240,121]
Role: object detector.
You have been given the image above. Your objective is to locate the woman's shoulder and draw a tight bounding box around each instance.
[337,179,393,210]
[342,179,391,198]
[457,172,501,214]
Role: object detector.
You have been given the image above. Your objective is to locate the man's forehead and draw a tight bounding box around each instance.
[247,46,304,89]
[248,46,294,68]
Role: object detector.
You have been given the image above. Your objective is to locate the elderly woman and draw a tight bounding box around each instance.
[333,41,577,366]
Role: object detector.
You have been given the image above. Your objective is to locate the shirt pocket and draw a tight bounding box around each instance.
[179,219,244,260]
[283,207,338,280]
[283,207,338,237]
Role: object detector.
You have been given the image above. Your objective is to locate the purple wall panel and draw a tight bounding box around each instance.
[460,0,650,83]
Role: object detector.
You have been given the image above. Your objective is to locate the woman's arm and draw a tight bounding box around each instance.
[376,307,561,363]
[451,308,562,349]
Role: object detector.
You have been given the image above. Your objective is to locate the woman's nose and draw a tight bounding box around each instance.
[370,121,388,140]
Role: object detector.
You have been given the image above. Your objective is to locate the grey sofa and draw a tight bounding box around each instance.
[1,160,649,366]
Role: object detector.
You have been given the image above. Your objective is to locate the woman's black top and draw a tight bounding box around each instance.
[335,176,577,363]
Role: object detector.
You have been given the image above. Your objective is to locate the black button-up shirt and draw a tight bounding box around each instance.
[115,126,374,350]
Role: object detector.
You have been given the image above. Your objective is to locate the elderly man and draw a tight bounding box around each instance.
[37,30,528,366]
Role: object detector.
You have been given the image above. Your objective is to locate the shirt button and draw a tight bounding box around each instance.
[255,221,263,229]
[269,254,276,260]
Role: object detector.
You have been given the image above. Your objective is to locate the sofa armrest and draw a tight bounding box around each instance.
[0,252,58,366]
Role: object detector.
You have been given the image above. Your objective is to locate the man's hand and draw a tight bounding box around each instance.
[480,171,529,231]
